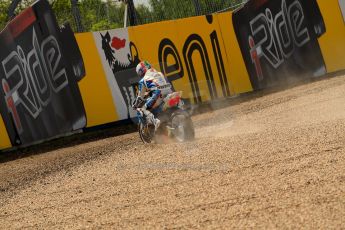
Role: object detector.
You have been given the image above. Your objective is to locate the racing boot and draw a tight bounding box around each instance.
[153,118,161,131]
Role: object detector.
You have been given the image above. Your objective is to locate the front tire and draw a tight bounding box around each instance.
[138,122,155,143]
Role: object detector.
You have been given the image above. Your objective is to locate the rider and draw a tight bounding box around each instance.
[134,61,173,130]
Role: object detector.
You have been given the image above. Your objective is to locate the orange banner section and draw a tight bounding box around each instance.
[0,115,12,150]
[216,12,253,94]
[75,33,119,127]
[318,0,345,73]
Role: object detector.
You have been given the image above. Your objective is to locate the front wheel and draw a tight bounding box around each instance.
[171,113,195,142]
[138,122,155,144]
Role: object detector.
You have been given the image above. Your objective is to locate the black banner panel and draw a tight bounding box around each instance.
[233,0,326,90]
[0,0,86,146]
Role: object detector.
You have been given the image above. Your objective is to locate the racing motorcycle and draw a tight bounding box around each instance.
[132,91,195,143]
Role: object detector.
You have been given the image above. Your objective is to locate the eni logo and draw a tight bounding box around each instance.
[158,15,230,103]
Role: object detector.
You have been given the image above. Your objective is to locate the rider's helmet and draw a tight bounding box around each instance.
[136,61,152,78]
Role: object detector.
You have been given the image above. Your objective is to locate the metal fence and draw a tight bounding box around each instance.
[55,0,246,33]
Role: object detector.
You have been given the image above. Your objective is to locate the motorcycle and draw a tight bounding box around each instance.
[132,91,195,143]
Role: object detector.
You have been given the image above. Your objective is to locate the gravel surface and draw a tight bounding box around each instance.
[0,76,345,229]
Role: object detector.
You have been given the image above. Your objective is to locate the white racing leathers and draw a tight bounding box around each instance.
[137,69,173,127]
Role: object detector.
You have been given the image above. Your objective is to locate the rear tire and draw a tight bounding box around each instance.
[171,113,195,142]
[184,117,195,141]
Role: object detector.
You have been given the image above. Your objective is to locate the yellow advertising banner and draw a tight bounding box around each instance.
[216,12,253,94]
[75,33,119,127]
[0,115,12,150]
[318,0,345,73]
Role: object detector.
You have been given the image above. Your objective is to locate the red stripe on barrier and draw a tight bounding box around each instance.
[246,0,268,10]
[8,7,36,38]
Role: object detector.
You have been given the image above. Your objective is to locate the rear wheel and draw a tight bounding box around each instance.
[171,113,195,142]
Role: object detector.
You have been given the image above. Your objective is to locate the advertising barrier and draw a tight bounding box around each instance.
[233,0,326,90]
[0,0,86,147]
